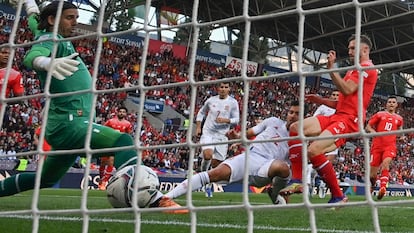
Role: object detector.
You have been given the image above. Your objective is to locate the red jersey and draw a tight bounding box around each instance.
[335,60,378,120]
[368,111,403,148]
[0,68,24,97]
[104,117,133,133]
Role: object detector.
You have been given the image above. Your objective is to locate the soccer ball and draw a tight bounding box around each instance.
[106,165,160,208]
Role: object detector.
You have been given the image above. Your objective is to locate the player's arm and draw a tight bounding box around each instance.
[306,94,337,109]
[11,72,24,97]
[24,48,80,80]
[365,115,378,133]
[327,50,358,95]
[228,101,240,125]
[195,103,208,136]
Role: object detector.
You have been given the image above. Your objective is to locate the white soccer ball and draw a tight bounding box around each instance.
[106,165,160,208]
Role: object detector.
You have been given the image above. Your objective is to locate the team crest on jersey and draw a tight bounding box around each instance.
[224,105,230,111]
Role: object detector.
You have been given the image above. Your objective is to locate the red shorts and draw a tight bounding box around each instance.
[316,114,358,148]
[370,146,397,167]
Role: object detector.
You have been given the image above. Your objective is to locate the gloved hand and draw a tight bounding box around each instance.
[33,53,80,80]
[9,0,40,15]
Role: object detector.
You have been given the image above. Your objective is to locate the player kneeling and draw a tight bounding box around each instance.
[106,165,188,214]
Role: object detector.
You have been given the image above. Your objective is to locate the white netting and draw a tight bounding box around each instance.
[1,0,414,233]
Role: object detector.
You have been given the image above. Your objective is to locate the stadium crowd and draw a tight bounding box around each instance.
[1,14,414,185]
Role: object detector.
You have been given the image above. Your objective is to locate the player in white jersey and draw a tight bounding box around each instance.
[196,81,240,197]
[165,102,300,204]
[308,90,339,198]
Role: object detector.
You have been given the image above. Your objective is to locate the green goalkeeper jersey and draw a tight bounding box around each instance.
[24,15,92,120]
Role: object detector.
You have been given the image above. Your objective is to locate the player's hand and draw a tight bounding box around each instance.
[226,129,240,140]
[9,0,40,15]
[33,53,80,80]
[326,50,336,69]
[305,94,322,104]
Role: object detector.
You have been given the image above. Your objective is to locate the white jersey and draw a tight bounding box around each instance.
[196,95,240,135]
[250,117,289,161]
[313,104,336,117]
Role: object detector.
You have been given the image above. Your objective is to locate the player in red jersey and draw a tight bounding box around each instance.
[98,106,133,190]
[0,47,24,99]
[290,34,378,204]
[366,96,403,200]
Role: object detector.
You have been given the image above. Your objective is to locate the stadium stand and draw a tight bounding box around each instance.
[1,12,414,186]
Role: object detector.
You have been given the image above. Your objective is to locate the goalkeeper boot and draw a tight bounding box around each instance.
[158,196,189,214]
[377,187,386,200]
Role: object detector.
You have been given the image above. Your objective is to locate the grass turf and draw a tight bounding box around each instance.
[0,189,413,233]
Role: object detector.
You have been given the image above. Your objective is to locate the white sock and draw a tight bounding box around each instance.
[165,172,210,199]
[149,190,164,205]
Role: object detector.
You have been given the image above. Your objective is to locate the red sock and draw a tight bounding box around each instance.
[310,154,343,198]
[380,169,389,188]
[103,165,115,183]
[99,165,105,184]
[288,131,303,181]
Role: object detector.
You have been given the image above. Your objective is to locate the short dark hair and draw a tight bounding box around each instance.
[387,95,397,100]
[38,1,77,31]
[348,34,373,50]
[290,100,308,115]
[118,106,128,112]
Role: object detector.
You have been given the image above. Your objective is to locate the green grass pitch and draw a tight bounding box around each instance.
[0,189,413,233]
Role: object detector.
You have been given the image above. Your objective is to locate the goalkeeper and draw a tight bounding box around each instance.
[0,0,186,213]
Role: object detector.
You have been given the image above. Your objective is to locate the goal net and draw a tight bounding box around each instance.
[1,0,414,232]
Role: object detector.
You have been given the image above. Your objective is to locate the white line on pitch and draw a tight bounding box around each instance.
[0,214,397,233]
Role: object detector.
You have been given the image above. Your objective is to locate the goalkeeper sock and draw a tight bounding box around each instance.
[165,172,210,199]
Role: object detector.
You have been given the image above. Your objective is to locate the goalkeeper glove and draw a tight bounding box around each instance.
[9,0,40,15]
[33,53,80,80]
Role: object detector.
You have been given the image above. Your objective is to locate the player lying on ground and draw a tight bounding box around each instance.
[165,101,301,204]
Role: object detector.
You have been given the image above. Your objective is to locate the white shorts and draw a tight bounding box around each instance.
[222,152,289,187]
[200,134,228,161]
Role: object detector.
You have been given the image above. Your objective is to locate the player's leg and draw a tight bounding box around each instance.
[0,154,78,196]
[264,160,291,204]
[165,153,239,199]
[369,148,381,196]
[103,156,115,188]
[198,135,213,196]
[280,145,303,197]
[377,149,395,200]
[84,123,138,169]
[204,142,228,198]
[296,116,347,203]
[199,134,213,171]
[98,156,108,190]
[308,134,345,203]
